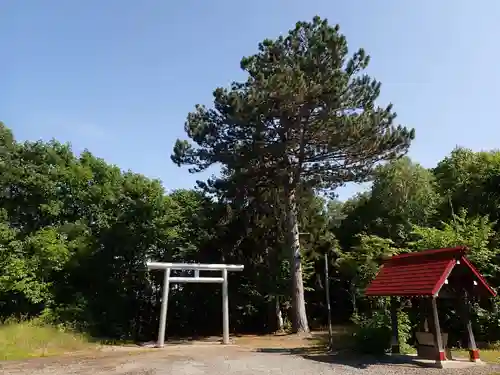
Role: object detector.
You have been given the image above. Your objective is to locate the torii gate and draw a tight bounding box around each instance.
[147,262,244,347]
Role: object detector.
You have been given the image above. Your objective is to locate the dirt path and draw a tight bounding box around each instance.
[1,344,499,375]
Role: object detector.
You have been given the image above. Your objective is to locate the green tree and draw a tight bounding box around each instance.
[335,234,399,314]
[172,17,414,332]
[434,147,500,223]
[336,158,438,249]
[369,157,439,244]
[410,209,500,281]
[336,192,374,250]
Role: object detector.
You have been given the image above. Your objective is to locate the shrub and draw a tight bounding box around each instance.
[352,310,412,355]
[352,311,391,355]
[474,297,500,343]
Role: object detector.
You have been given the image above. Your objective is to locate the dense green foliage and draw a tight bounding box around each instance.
[2,120,500,347]
[1,17,499,352]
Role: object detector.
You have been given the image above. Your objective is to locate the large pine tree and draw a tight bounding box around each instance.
[172,16,414,333]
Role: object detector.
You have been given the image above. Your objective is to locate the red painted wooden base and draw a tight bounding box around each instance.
[469,349,480,362]
[437,351,446,361]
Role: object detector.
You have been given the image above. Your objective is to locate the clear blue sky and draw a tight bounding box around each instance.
[2,0,500,201]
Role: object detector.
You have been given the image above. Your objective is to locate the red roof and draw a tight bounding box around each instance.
[365,246,496,297]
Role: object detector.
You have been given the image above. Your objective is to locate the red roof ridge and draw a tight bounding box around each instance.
[386,246,467,262]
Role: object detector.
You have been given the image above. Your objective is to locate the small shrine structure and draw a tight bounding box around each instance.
[365,246,496,366]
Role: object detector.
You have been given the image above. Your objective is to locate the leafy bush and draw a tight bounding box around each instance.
[397,310,413,353]
[38,300,92,333]
[474,297,500,343]
[351,309,412,355]
[352,311,391,355]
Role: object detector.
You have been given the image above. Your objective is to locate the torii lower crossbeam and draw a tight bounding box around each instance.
[147,262,244,347]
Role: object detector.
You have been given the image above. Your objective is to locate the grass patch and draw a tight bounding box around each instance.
[0,320,96,361]
[451,349,500,363]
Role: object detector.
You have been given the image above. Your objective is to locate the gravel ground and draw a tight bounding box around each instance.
[1,345,499,375]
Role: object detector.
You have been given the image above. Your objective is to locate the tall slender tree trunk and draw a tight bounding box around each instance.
[350,281,358,315]
[275,296,284,332]
[284,186,310,334]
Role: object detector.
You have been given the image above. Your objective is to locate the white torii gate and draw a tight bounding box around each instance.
[146,262,244,347]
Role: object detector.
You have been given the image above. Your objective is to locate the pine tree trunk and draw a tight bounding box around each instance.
[275,296,284,332]
[284,186,310,334]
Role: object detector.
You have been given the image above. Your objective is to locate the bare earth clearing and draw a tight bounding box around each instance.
[1,334,499,375]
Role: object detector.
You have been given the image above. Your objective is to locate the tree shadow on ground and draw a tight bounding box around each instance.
[254,333,433,370]
[256,347,440,370]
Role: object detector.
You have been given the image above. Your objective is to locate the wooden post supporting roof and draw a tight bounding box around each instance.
[460,291,480,362]
[430,297,445,364]
[390,298,400,354]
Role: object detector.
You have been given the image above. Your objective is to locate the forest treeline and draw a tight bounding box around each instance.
[1,17,499,350]
[1,121,500,345]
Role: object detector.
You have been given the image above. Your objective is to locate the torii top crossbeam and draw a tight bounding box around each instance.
[147,262,244,271]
